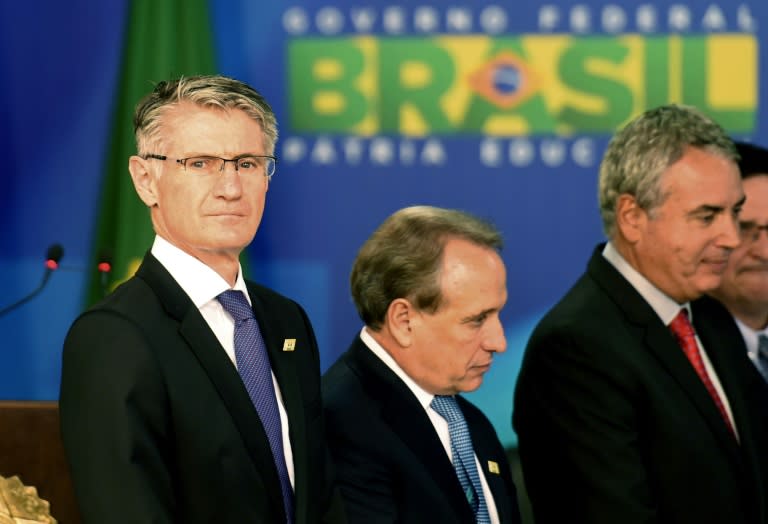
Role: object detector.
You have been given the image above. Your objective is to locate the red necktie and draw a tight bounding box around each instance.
[669,309,736,438]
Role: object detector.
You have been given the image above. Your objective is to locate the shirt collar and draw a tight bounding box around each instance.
[603,242,690,326]
[151,235,249,307]
[359,327,436,410]
[733,316,764,359]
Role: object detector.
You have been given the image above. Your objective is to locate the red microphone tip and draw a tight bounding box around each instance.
[98,262,112,273]
[46,259,59,270]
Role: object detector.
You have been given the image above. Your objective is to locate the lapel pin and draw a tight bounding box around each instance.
[487,460,500,475]
[282,338,296,352]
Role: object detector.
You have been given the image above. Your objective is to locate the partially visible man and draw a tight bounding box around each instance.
[710,141,768,381]
[513,105,768,524]
[323,206,522,523]
[60,75,343,523]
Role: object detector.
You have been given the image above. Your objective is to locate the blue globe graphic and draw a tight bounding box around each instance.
[492,64,522,95]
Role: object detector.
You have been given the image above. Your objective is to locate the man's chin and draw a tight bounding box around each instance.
[458,376,486,394]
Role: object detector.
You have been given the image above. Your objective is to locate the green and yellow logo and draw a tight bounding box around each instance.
[288,34,757,135]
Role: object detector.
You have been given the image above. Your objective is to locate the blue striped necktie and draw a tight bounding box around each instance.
[431,395,490,523]
[217,290,294,523]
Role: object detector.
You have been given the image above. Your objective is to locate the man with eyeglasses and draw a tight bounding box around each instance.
[60,75,344,524]
[710,142,768,383]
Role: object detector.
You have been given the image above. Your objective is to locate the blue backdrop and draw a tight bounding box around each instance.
[2,0,764,447]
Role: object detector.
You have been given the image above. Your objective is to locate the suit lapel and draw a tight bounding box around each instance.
[459,397,515,523]
[247,284,304,437]
[643,320,739,452]
[692,298,759,456]
[135,255,286,515]
[693,298,768,524]
[587,247,740,455]
[246,283,309,504]
[346,338,477,522]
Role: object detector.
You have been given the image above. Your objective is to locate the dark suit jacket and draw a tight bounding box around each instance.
[322,335,521,524]
[513,244,768,524]
[60,253,344,524]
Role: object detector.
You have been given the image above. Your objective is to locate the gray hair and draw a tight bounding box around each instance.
[598,104,738,238]
[351,206,503,330]
[133,75,278,156]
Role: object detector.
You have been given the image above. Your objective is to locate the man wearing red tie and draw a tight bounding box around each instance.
[514,105,768,524]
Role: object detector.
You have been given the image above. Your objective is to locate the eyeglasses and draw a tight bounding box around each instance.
[144,154,276,179]
[738,221,768,242]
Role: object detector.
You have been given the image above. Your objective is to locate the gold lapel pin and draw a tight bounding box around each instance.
[487,460,500,475]
[282,338,296,352]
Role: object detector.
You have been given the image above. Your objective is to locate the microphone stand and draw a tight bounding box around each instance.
[0,244,63,318]
[0,267,56,317]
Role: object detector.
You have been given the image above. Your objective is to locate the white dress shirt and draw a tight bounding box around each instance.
[151,235,295,487]
[733,317,768,375]
[603,242,738,437]
[360,327,500,523]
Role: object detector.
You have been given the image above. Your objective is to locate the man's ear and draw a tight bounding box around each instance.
[128,155,158,207]
[385,298,417,348]
[615,193,646,244]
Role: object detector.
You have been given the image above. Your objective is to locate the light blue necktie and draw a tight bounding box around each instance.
[218,290,294,523]
[756,334,768,382]
[431,395,490,523]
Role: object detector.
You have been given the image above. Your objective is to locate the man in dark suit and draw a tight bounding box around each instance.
[60,75,343,523]
[710,142,768,382]
[323,206,522,524]
[513,104,768,524]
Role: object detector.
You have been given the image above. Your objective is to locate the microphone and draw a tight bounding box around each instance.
[45,244,64,271]
[0,244,64,317]
[97,249,113,298]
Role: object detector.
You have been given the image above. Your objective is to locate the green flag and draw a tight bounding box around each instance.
[86,0,216,305]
